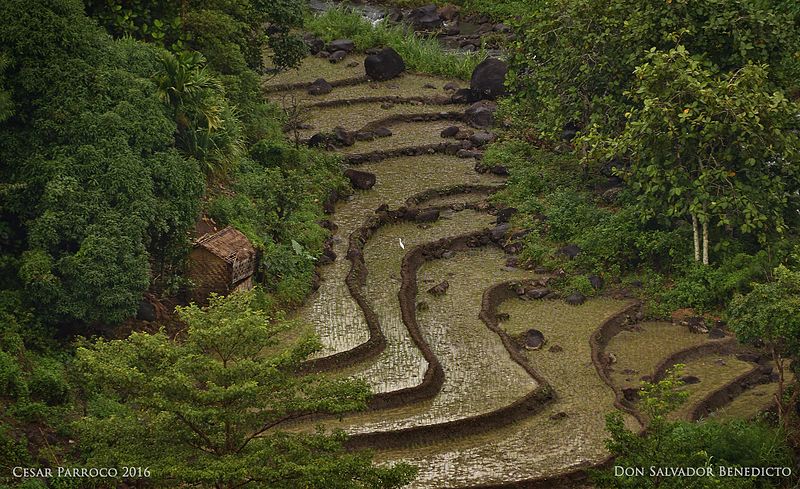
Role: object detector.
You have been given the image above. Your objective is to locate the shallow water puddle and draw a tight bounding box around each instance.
[373,297,637,487]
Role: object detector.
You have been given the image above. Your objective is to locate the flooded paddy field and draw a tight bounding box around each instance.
[265,51,780,488]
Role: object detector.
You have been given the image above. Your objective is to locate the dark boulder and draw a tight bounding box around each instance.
[308,133,328,148]
[491,223,511,242]
[489,165,509,176]
[524,329,546,350]
[464,100,497,128]
[622,387,640,403]
[428,280,450,296]
[328,50,347,63]
[343,169,376,190]
[407,4,442,29]
[685,316,709,334]
[304,35,325,55]
[307,78,332,96]
[496,312,510,321]
[457,149,481,159]
[373,126,393,137]
[679,375,701,385]
[470,131,495,146]
[470,58,508,100]
[708,328,726,339]
[452,88,480,104]
[565,292,586,306]
[588,274,604,290]
[415,209,440,223]
[136,299,156,322]
[327,39,355,53]
[525,288,550,300]
[440,125,460,138]
[354,131,375,141]
[364,47,406,81]
[495,207,516,224]
[558,243,581,259]
[333,126,354,146]
[454,129,473,140]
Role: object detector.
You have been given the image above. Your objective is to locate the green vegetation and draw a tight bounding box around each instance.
[75,291,415,488]
[595,368,795,488]
[306,7,486,79]
[729,265,800,436]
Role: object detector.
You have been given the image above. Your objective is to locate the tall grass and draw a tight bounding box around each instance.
[305,8,486,80]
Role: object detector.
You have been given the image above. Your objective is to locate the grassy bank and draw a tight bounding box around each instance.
[306,7,486,80]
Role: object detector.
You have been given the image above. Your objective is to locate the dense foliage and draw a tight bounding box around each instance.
[1,0,205,326]
[595,368,795,488]
[75,291,416,489]
[508,0,800,139]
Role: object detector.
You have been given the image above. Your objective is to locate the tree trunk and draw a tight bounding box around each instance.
[702,220,709,265]
[692,214,700,262]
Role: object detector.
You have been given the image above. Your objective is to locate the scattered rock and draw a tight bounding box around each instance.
[354,131,375,141]
[679,375,701,385]
[489,165,509,176]
[437,4,459,21]
[416,301,429,312]
[525,288,550,300]
[708,328,726,339]
[423,83,436,89]
[307,132,328,148]
[136,299,156,322]
[456,149,480,158]
[454,129,473,140]
[470,58,508,100]
[496,312,510,321]
[684,316,709,334]
[304,35,325,55]
[491,223,511,242]
[443,81,460,91]
[558,243,581,259]
[565,292,586,306]
[307,78,333,96]
[736,353,760,363]
[452,88,480,104]
[364,47,406,81]
[328,50,347,63]
[380,102,394,110]
[407,4,443,29]
[549,411,568,421]
[588,274,604,290]
[428,280,450,296]
[548,344,563,353]
[714,358,727,367]
[316,50,330,59]
[327,39,355,53]
[622,387,639,403]
[346,61,359,68]
[415,209,440,223]
[343,169,376,190]
[606,352,617,365]
[373,126,393,137]
[318,247,337,265]
[464,100,497,128]
[440,125,460,138]
[495,207,516,224]
[524,329,546,350]
[333,126,354,146]
[470,131,495,146]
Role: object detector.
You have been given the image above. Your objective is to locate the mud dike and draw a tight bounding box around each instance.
[264,56,781,488]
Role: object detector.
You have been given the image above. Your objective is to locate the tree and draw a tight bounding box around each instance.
[0,0,204,327]
[593,367,794,488]
[74,291,416,489]
[728,265,800,435]
[507,0,800,139]
[585,47,800,265]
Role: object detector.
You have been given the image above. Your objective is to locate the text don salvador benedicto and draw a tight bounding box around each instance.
[615,466,793,478]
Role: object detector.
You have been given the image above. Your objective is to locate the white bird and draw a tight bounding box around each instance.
[398,238,405,250]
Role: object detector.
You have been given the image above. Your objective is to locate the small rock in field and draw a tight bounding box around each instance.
[327,39,355,53]
[524,329,546,350]
[565,291,586,306]
[307,78,333,96]
[440,126,460,138]
[328,50,347,63]
[373,126,393,137]
[428,280,450,296]
[549,345,563,353]
[443,82,460,91]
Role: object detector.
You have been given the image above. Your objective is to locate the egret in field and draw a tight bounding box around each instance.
[398,238,405,250]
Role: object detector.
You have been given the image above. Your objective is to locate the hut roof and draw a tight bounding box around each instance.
[194,226,255,264]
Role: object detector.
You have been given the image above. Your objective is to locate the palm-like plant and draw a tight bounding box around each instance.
[154,50,241,177]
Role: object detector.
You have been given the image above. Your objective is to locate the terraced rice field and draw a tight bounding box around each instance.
[265,54,782,488]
